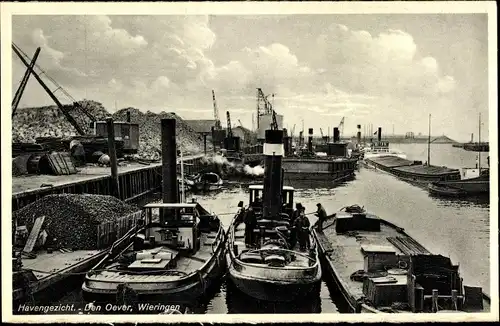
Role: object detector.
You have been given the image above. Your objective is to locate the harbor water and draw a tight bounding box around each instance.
[53,143,490,314]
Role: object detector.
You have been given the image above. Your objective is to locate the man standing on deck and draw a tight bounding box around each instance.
[294,211,310,251]
[244,206,257,247]
[315,203,328,232]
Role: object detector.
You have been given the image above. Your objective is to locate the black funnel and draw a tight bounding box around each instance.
[308,128,313,152]
[263,129,284,220]
[378,127,382,142]
[333,127,340,142]
[161,119,178,205]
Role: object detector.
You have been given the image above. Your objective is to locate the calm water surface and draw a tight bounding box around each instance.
[55,143,491,313]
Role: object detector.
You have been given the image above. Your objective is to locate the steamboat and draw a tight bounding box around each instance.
[226,129,322,302]
[82,119,226,304]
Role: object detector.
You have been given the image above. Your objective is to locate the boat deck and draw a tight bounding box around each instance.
[20,250,103,280]
[14,249,105,301]
[317,219,426,302]
[365,156,414,168]
[93,231,220,282]
[233,222,313,268]
[393,164,459,176]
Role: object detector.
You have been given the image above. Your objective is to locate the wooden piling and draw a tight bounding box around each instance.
[204,133,207,155]
[451,289,458,310]
[106,118,120,199]
[432,289,439,312]
[161,118,178,204]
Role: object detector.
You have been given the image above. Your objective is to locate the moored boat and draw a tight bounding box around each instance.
[427,183,467,197]
[313,205,490,313]
[180,172,223,192]
[362,128,406,161]
[82,118,226,305]
[226,129,322,302]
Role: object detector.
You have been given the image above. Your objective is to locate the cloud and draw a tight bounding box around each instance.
[314,24,456,98]
[10,15,486,141]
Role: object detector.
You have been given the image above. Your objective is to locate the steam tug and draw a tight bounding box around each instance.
[82,119,226,304]
[226,129,322,302]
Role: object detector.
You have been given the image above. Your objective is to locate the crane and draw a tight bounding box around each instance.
[338,117,345,138]
[238,119,244,128]
[319,128,324,138]
[12,43,91,135]
[12,47,41,118]
[226,111,233,138]
[212,90,222,130]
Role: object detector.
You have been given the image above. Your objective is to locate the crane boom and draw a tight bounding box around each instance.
[12,43,86,135]
[212,90,222,130]
[226,111,233,138]
[338,117,345,138]
[12,47,41,118]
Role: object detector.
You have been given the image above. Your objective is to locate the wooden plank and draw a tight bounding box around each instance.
[23,216,46,253]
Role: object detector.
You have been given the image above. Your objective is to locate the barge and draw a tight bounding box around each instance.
[365,156,461,184]
[313,205,490,313]
[82,118,226,305]
[226,129,322,302]
[428,169,489,196]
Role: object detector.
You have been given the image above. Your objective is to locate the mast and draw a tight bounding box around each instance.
[427,114,431,166]
[478,113,481,174]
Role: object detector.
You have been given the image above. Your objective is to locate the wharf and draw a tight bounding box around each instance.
[12,154,206,211]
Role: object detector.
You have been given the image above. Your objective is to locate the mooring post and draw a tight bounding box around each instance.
[431,289,439,312]
[203,133,208,155]
[106,118,120,199]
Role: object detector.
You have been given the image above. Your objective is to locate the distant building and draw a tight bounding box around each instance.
[232,126,256,145]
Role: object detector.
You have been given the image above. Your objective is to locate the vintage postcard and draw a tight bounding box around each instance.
[1,1,498,323]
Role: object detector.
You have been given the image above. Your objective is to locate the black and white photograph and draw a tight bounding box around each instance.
[1,1,497,323]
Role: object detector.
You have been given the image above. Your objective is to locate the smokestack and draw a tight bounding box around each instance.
[126,110,131,123]
[378,127,382,142]
[283,128,289,156]
[263,129,284,220]
[308,128,313,152]
[333,127,340,143]
[161,119,178,209]
[357,124,361,144]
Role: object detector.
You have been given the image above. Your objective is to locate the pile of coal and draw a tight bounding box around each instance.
[12,101,210,160]
[12,100,108,143]
[13,194,139,250]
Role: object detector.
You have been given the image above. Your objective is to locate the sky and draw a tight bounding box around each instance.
[11,14,489,141]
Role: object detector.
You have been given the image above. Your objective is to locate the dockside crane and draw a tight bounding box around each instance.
[212,90,222,130]
[338,117,345,139]
[12,47,41,118]
[12,43,93,135]
[226,111,233,138]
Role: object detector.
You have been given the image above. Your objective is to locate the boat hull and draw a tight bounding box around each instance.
[226,252,321,302]
[228,269,321,302]
[82,243,226,305]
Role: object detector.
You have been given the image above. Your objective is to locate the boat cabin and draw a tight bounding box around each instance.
[248,184,295,217]
[137,203,201,253]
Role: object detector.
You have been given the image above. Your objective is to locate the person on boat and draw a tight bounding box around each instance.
[294,211,310,251]
[237,201,245,223]
[244,206,257,247]
[315,203,328,232]
[289,203,303,248]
